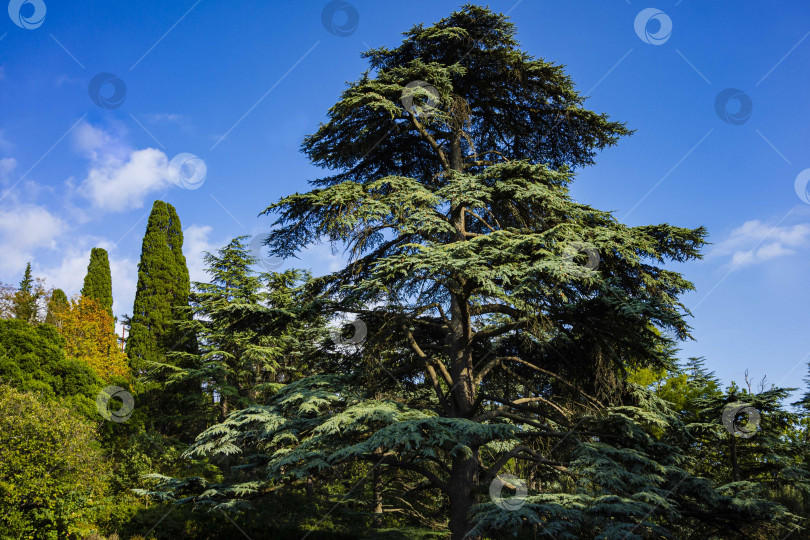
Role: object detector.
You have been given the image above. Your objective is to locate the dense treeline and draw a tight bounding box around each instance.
[1,6,809,539]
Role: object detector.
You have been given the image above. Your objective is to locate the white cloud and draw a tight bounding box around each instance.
[108,254,138,321]
[73,122,174,212]
[38,251,87,299]
[184,224,219,284]
[294,241,347,275]
[73,121,127,161]
[81,148,171,212]
[0,205,65,274]
[711,220,810,268]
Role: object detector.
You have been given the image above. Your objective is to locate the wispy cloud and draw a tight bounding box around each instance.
[144,113,188,125]
[0,158,17,183]
[710,219,810,268]
[0,130,12,152]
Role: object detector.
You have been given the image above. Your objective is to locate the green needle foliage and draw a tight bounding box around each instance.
[140,6,799,539]
[130,7,809,539]
[126,200,192,373]
[82,247,114,319]
[13,262,40,323]
[150,236,323,435]
[260,5,706,538]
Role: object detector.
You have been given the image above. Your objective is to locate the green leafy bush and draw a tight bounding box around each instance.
[0,319,102,417]
[0,384,109,539]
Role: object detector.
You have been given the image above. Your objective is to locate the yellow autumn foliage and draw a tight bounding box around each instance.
[52,295,130,380]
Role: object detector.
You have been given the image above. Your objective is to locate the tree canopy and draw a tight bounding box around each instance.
[0,384,108,538]
[82,247,114,319]
[1,6,808,540]
[56,295,130,381]
[126,200,192,373]
[134,6,803,539]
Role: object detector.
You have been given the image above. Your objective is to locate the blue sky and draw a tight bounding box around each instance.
[1,1,809,398]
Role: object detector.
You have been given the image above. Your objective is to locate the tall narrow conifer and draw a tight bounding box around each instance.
[81,247,113,318]
[125,200,191,372]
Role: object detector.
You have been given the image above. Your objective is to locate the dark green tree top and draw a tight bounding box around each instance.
[156,236,320,422]
[300,4,630,194]
[44,288,69,326]
[81,248,113,318]
[125,200,191,372]
[18,263,33,293]
[13,263,39,323]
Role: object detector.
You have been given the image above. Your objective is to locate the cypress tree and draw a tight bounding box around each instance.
[44,288,69,326]
[125,200,191,373]
[81,248,113,318]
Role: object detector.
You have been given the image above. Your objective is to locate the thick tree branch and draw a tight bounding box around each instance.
[481,445,570,487]
[408,112,451,171]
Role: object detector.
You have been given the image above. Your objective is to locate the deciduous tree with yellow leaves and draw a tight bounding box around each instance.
[54,295,129,381]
